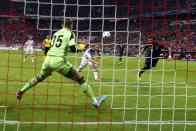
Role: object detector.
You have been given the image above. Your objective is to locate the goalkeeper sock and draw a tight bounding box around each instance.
[20,77,39,93]
[80,82,97,102]
[20,73,48,93]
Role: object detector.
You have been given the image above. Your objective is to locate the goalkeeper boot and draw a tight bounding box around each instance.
[16,91,24,100]
[93,96,107,108]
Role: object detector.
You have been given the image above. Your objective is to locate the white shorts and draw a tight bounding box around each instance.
[25,47,34,55]
[79,59,92,69]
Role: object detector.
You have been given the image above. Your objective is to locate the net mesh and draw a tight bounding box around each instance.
[0,0,196,131]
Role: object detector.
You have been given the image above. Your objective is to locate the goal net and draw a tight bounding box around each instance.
[0,0,195,131]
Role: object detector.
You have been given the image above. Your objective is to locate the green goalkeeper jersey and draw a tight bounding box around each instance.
[48,27,75,57]
[41,28,75,74]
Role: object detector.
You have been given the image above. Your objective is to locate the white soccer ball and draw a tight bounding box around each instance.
[103,31,111,38]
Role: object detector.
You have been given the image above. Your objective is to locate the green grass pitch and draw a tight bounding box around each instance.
[0,50,195,131]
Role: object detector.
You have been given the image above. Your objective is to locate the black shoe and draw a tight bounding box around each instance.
[16,91,24,100]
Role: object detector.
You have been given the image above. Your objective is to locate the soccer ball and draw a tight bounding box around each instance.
[103,31,111,38]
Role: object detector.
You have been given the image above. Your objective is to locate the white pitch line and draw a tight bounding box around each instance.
[0,120,196,125]
[0,81,195,89]
[0,106,7,108]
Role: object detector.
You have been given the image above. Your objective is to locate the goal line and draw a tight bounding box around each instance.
[0,120,196,125]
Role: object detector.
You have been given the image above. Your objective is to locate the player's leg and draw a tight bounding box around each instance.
[44,47,50,56]
[30,48,35,62]
[118,49,123,64]
[16,68,52,100]
[58,65,97,102]
[138,58,158,80]
[24,48,28,62]
[57,63,106,107]
[119,57,122,64]
[44,47,47,56]
[24,54,27,62]
[138,57,151,79]
[93,63,99,82]
[76,60,88,72]
[152,58,159,67]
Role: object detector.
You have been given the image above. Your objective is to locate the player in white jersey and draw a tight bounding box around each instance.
[24,36,35,62]
[77,44,100,82]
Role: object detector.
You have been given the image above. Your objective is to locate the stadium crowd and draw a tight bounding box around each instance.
[0,0,195,59]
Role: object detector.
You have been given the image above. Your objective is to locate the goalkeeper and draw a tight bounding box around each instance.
[17,19,106,108]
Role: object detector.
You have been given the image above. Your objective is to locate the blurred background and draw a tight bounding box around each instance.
[0,0,195,59]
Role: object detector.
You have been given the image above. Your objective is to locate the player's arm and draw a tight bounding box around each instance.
[139,45,145,56]
[96,48,101,59]
[43,39,46,47]
[33,40,35,49]
[69,32,77,53]
[89,57,98,65]
[86,53,98,65]
[160,41,172,60]
[140,46,145,54]
[24,41,27,48]
[49,39,52,47]
[70,45,77,52]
